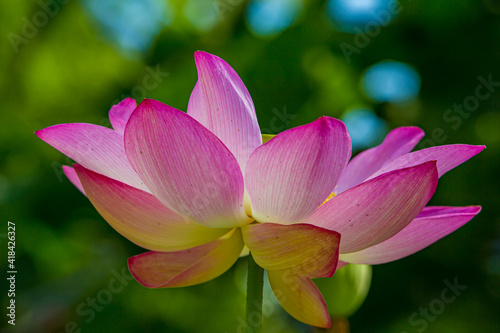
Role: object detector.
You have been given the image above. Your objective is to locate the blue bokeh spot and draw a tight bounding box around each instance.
[82,0,170,53]
[362,61,421,103]
[246,0,303,37]
[342,108,387,150]
[326,0,398,30]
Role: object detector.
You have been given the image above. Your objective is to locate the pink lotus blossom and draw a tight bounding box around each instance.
[36,51,483,328]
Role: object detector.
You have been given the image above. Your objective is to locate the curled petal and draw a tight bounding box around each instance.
[336,126,424,194]
[124,99,249,228]
[36,123,148,192]
[109,98,137,135]
[306,162,439,253]
[246,116,352,224]
[242,223,340,278]
[75,164,230,252]
[340,206,481,264]
[128,229,244,288]
[267,270,330,328]
[368,144,485,180]
[188,51,262,172]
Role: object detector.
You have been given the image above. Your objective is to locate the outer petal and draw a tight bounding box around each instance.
[187,51,262,172]
[241,223,340,278]
[109,98,137,135]
[268,270,330,328]
[305,162,439,253]
[36,123,149,192]
[368,144,485,180]
[74,164,230,252]
[124,99,249,228]
[128,229,244,288]
[245,117,352,224]
[62,165,85,195]
[340,206,481,264]
[335,127,424,194]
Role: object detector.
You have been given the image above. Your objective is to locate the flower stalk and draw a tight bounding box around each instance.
[246,252,264,333]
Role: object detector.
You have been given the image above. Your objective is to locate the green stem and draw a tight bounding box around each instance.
[246,252,264,333]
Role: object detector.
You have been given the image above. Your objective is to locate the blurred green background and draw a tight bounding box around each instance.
[1,0,499,332]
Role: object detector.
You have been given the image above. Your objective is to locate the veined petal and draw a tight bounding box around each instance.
[336,127,424,194]
[128,229,244,288]
[368,144,485,180]
[109,98,137,135]
[74,164,230,252]
[62,165,85,195]
[305,162,438,253]
[124,99,249,228]
[340,206,481,264]
[188,51,261,172]
[246,117,352,224]
[35,123,149,192]
[242,223,340,278]
[267,270,330,328]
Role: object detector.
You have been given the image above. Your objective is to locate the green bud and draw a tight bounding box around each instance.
[314,264,372,317]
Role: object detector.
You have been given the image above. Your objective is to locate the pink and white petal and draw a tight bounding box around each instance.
[75,164,230,252]
[268,270,331,328]
[128,229,244,288]
[124,99,249,228]
[242,223,340,278]
[368,144,485,180]
[36,123,148,192]
[340,206,481,264]
[245,117,352,224]
[109,98,137,135]
[306,162,439,253]
[335,127,424,194]
[62,165,86,195]
[337,261,349,270]
[188,51,261,172]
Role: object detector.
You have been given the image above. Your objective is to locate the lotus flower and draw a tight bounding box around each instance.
[35,51,483,328]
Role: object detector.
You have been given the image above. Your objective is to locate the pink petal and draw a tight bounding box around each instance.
[128,229,244,288]
[368,144,485,180]
[340,206,481,264]
[62,165,85,195]
[109,98,137,135]
[245,117,352,223]
[187,51,261,172]
[337,261,349,269]
[124,99,249,228]
[36,123,149,192]
[305,162,439,253]
[241,223,340,278]
[267,270,331,328]
[335,127,424,194]
[74,164,230,252]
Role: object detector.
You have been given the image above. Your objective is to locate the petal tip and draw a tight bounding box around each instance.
[470,205,482,214]
[194,50,217,61]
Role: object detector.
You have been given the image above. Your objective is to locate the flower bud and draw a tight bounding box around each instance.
[315,264,372,317]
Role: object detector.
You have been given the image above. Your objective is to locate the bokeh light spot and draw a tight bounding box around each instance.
[361,61,421,103]
[341,108,387,150]
[326,0,398,30]
[82,0,171,53]
[246,0,303,37]
[184,0,219,32]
